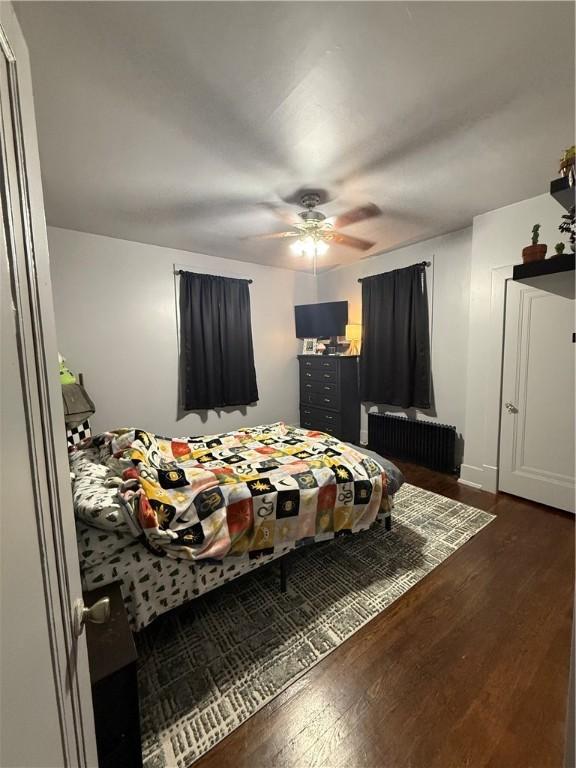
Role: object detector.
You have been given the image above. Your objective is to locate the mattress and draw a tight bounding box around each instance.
[77,521,293,630]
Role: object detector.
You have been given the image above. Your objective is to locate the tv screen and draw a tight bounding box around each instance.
[294,301,348,339]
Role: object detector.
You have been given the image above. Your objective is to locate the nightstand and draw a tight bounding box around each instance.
[84,583,142,768]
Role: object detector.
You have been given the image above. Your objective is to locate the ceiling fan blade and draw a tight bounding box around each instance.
[242,230,300,241]
[259,202,298,226]
[331,231,375,251]
[330,203,381,229]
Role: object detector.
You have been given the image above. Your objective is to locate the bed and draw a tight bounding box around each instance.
[71,422,404,630]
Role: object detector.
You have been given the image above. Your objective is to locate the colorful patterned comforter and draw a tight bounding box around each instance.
[71,422,398,562]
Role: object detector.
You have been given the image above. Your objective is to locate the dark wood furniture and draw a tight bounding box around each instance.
[84,583,142,768]
[298,354,360,443]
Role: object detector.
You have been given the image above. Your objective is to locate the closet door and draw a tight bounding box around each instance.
[499,276,575,513]
[0,4,97,765]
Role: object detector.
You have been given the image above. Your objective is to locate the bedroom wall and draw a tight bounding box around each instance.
[50,192,565,477]
[460,192,569,491]
[48,227,317,436]
[316,228,473,453]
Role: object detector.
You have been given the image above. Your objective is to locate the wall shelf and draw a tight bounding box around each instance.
[550,176,575,211]
[513,252,575,281]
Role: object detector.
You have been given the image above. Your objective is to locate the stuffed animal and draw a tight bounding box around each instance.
[59,353,76,385]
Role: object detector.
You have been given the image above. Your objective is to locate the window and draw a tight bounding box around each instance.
[178,271,259,410]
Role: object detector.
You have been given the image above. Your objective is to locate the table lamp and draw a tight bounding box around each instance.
[345,324,362,356]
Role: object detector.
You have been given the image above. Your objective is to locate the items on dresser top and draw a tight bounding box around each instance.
[59,357,95,427]
[62,382,95,427]
[294,300,348,339]
[302,338,318,355]
[84,583,142,768]
[67,419,92,450]
[345,324,362,356]
[299,355,360,443]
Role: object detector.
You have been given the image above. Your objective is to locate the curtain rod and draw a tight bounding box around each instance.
[174,268,253,284]
[357,261,430,283]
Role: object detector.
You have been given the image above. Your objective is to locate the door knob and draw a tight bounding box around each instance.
[504,402,518,413]
[72,596,111,637]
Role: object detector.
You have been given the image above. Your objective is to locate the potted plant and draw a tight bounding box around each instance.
[552,242,566,257]
[559,145,575,187]
[558,205,575,253]
[522,224,547,263]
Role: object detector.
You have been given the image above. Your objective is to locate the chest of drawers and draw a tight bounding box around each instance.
[298,355,360,444]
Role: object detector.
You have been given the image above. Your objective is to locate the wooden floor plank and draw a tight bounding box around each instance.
[196,462,574,768]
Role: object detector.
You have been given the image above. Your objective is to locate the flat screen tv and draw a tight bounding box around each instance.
[294,301,348,339]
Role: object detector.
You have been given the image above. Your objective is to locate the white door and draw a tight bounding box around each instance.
[499,275,575,513]
[0,4,97,766]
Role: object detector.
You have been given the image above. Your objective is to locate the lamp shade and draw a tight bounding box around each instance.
[345,324,362,342]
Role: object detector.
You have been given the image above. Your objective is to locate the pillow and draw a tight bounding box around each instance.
[69,447,130,533]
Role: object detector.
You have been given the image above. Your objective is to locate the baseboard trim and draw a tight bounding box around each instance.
[458,477,483,490]
[481,465,498,493]
[460,463,485,487]
[459,463,498,493]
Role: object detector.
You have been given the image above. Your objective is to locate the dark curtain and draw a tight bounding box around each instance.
[179,272,259,410]
[360,263,431,408]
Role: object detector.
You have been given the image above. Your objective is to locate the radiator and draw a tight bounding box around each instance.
[368,413,457,473]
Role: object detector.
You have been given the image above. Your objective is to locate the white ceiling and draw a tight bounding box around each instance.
[15,1,575,272]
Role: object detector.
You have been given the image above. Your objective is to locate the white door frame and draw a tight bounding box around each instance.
[481,264,514,491]
[0,5,96,764]
[460,263,514,492]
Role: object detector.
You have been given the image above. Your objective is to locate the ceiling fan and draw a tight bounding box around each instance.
[247,190,381,273]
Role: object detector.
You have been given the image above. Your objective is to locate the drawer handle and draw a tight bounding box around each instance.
[73,596,110,637]
[323,386,331,391]
[305,383,312,389]
[323,374,331,379]
[303,410,311,415]
[325,415,333,421]
[322,362,331,367]
[306,372,312,377]
[323,398,331,403]
[305,361,312,366]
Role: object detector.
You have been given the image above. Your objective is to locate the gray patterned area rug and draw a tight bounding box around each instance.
[137,483,493,768]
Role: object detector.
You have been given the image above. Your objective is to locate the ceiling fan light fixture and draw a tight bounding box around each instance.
[290,234,329,258]
[248,189,381,255]
[290,238,304,256]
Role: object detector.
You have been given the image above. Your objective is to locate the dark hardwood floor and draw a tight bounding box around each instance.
[197,462,574,768]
